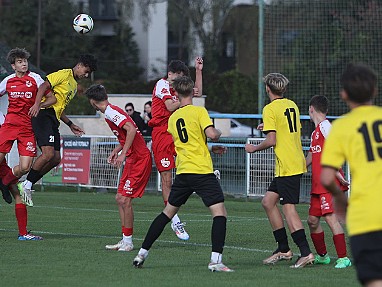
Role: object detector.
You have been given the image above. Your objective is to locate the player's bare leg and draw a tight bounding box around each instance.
[161,170,189,240]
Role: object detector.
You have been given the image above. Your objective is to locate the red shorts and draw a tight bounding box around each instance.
[309,193,334,217]
[151,126,176,172]
[118,152,152,198]
[0,158,11,178]
[0,124,37,157]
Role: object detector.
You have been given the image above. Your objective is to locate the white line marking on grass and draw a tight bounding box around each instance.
[0,228,273,253]
[22,205,270,221]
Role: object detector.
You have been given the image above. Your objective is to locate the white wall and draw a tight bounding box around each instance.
[130,1,168,81]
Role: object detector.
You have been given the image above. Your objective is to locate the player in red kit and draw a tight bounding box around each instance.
[306,95,351,268]
[85,84,152,252]
[0,48,55,192]
[0,109,43,240]
[149,57,203,240]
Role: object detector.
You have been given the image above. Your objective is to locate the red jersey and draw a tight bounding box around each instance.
[104,104,150,158]
[0,71,44,128]
[309,119,347,194]
[149,78,178,128]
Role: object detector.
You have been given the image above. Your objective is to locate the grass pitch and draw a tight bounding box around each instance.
[0,187,358,287]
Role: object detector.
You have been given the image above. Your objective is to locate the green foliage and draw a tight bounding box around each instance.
[270,0,382,115]
[205,70,258,114]
[91,22,143,82]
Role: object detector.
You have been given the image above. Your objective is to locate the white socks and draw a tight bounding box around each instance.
[123,234,132,245]
[138,248,149,258]
[211,252,222,264]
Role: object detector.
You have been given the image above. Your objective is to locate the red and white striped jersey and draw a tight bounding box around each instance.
[104,104,149,158]
[0,71,44,127]
[149,78,178,128]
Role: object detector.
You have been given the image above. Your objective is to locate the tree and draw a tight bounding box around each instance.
[0,0,92,74]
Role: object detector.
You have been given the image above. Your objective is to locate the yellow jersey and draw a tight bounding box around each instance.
[321,105,382,236]
[262,98,306,176]
[168,105,213,175]
[47,69,77,120]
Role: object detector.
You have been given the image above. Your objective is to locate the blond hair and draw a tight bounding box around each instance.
[263,73,289,95]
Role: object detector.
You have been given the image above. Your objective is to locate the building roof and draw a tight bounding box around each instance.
[0,42,46,80]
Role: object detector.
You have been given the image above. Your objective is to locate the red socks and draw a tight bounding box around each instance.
[333,233,347,258]
[311,232,327,256]
[122,226,133,237]
[15,203,28,235]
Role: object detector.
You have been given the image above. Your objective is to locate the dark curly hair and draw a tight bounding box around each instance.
[7,48,30,64]
[79,54,97,72]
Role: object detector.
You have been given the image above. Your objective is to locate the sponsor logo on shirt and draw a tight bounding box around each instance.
[161,157,170,168]
[9,91,31,98]
[311,144,322,154]
[112,115,121,123]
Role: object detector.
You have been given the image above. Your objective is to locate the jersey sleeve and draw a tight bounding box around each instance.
[199,107,214,130]
[319,120,332,138]
[105,106,129,129]
[46,70,68,88]
[0,75,11,96]
[262,105,276,132]
[321,121,345,169]
[154,80,173,101]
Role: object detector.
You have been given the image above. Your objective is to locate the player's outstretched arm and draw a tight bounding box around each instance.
[205,126,221,142]
[164,98,180,112]
[193,57,203,97]
[29,81,51,117]
[61,112,84,137]
[210,145,227,155]
[40,91,57,109]
[245,131,275,153]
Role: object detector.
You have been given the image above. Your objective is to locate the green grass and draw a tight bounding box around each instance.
[0,188,358,287]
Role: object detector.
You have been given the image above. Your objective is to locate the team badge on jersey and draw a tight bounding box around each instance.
[161,157,170,168]
[123,180,133,194]
[320,196,330,211]
[26,141,36,153]
[25,80,32,88]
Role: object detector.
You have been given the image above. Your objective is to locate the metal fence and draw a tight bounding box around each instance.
[40,132,350,203]
[262,0,382,116]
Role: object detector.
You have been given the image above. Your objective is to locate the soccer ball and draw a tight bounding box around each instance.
[73,14,94,34]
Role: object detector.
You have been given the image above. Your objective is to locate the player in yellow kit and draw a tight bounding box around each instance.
[133,76,232,272]
[245,73,314,268]
[18,54,97,206]
[321,63,382,287]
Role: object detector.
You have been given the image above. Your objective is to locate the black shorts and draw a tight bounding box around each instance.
[350,231,382,285]
[268,174,302,205]
[32,108,61,151]
[168,173,224,207]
